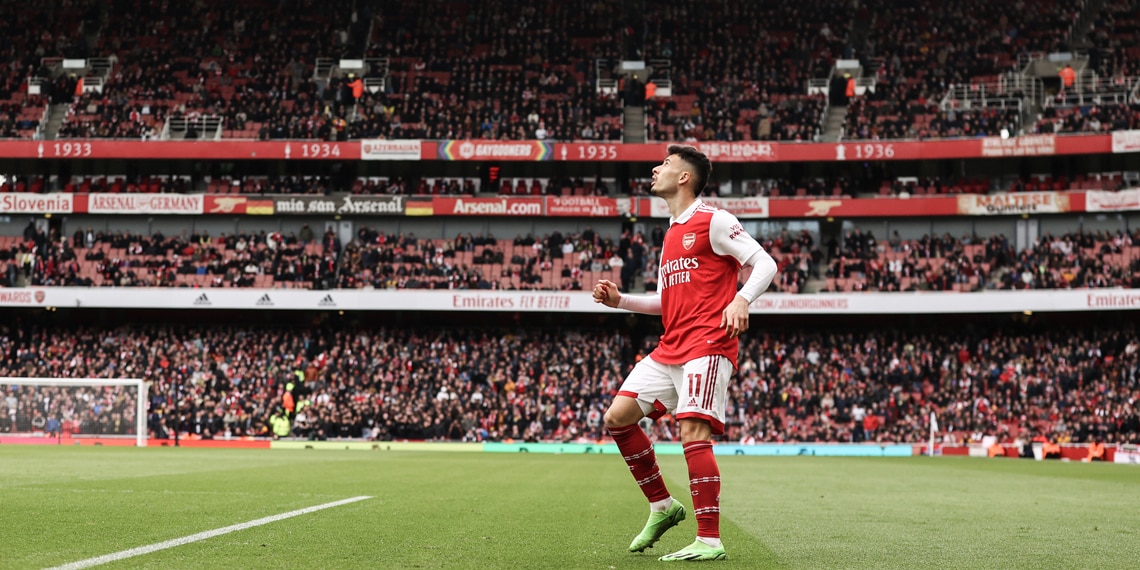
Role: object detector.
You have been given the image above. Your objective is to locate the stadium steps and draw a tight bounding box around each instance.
[623,105,645,143]
[42,104,73,140]
[1069,0,1107,50]
[802,277,827,294]
[821,105,848,142]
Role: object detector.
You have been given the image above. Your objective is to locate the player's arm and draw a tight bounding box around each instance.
[592,279,663,315]
[710,210,778,337]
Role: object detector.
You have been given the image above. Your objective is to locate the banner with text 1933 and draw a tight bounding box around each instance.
[957,192,1070,215]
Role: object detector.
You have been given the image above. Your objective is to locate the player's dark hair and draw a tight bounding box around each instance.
[666,144,712,195]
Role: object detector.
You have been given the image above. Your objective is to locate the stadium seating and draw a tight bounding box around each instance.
[1,319,1136,445]
[5,0,1140,142]
[824,230,1140,292]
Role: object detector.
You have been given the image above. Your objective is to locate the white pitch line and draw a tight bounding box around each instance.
[45,495,372,570]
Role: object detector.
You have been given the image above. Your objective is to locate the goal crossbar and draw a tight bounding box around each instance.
[0,377,149,447]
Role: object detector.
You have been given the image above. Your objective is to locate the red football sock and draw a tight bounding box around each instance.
[609,424,670,503]
[684,440,720,539]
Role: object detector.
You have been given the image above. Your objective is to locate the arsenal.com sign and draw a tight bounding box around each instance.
[434,197,543,216]
[0,193,74,214]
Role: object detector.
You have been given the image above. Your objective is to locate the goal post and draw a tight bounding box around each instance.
[0,377,149,447]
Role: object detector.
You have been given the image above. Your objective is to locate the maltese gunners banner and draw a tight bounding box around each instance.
[957,192,1071,215]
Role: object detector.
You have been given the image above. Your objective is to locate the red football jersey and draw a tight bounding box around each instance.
[651,201,756,368]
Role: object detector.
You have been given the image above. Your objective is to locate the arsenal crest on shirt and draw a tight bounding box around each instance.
[682,233,696,250]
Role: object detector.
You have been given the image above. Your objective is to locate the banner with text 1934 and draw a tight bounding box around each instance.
[957,192,1070,215]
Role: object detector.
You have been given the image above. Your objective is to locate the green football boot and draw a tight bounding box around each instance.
[658,539,727,562]
[629,500,686,552]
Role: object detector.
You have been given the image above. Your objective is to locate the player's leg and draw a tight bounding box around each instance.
[660,355,731,562]
[605,356,685,553]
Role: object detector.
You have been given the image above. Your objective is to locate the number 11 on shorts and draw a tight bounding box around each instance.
[687,373,703,399]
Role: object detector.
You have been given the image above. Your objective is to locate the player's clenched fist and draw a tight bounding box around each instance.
[593,279,621,308]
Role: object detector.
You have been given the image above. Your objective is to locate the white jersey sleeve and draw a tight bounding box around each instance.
[709,209,778,303]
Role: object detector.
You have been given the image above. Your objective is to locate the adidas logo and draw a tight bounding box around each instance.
[687,398,698,408]
[318,294,336,307]
[256,294,274,307]
[193,293,211,306]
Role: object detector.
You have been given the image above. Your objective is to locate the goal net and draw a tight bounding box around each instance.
[0,378,148,447]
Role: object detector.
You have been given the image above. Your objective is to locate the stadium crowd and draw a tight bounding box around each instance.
[7,0,1140,144]
[1,318,1137,447]
[824,228,1140,292]
[7,222,1138,295]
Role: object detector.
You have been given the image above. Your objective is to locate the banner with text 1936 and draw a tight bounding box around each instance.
[957,192,1070,215]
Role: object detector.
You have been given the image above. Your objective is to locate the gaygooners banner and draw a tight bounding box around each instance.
[437,140,554,161]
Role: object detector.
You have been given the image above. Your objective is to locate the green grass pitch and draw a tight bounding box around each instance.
[1,446,1138,569]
